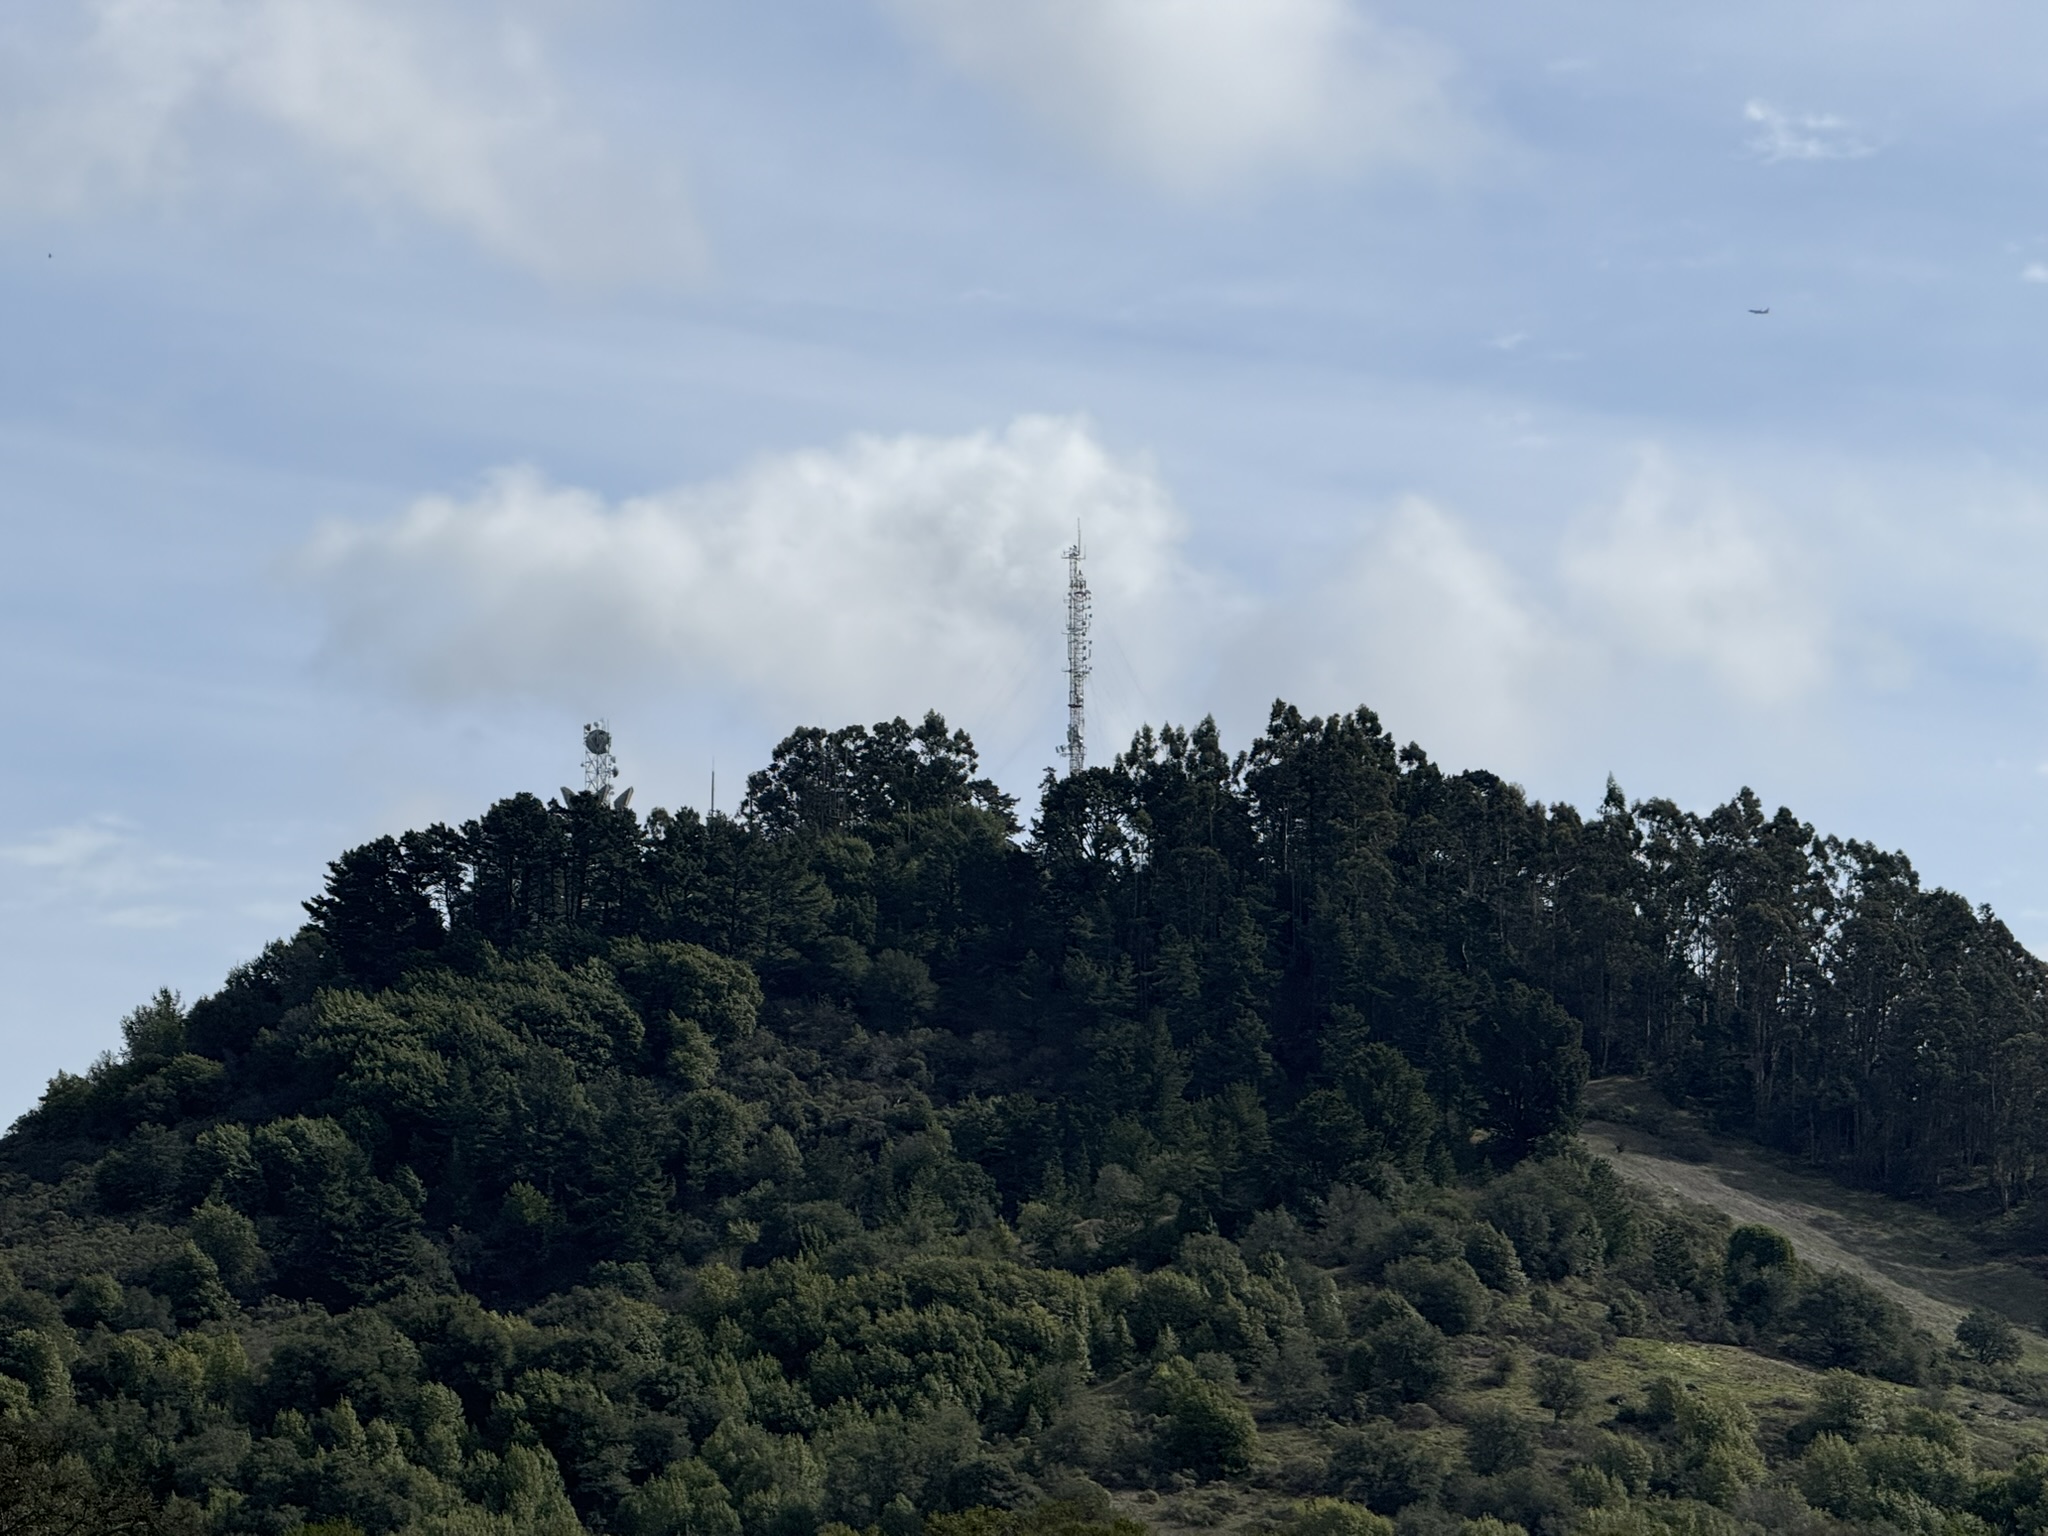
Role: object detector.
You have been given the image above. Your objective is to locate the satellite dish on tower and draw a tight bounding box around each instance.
[584,726,611,758]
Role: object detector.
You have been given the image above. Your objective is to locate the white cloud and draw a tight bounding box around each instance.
[299,416,1200,745]
[1743,99,1878,163]
[301,422,1847,785]
[1240,497,1568,765]
[1228,452,1835,770]
[2024,262,2048,284]
[880,0,1468,195]
[0,0,700,280]
[1564,453,1827,705]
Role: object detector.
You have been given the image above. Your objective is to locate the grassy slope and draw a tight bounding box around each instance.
[1579,1078,2048,1349]
[1097,1084,2048,1535]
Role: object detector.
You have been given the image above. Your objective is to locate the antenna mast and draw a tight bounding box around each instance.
[583,722,618,797]
[1061,526,1091,775]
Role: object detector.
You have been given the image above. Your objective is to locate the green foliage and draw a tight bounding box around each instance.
[1780,1270,1931,1382]
[618,1458,741,1531]
[1280,1498,1394,1536]
[1461,1225,1524,1295]
[0,1416,165,1536]
[1345,1297,1452,1409]
[1797,1432,1866,1516]
[1791,1370,1879,1450]
[1463,1406,1536,1475]
[1150,1356,1258,1477]
[1480,1162,1604,1283]
[1530,1355,1588,1421]
[1956,1307,2023,1365]
[1326,1421,1447,1513]
[1381,1258,1488,1336]
[1643,1378,1765,1507]
[610,939,763,1044]
[186,1200,269,1298]
[1722,1225,1798,1328]
[925,1504,1146,1536]
[0,704,2022,1536]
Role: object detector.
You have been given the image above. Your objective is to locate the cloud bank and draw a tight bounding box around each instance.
[303,420,1840,786]
[880,0,1467,195]
[1236,460,1829,769]
[300,417,1199,745]
[1246,498,1564,767]
[0,0,700,280]
[1564,455,1826,705]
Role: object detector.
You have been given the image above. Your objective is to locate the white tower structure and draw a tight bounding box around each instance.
[1061,529,1091,775]
[583,722,618,797]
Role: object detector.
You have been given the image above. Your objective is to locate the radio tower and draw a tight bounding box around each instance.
[1061,527,1091,775]
[562,722,632,809]
[582,723,617,796]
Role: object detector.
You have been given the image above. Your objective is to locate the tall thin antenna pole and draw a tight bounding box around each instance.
[1061,524,1091,775]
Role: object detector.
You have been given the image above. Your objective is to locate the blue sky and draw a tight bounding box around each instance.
[6,0,2048,1124]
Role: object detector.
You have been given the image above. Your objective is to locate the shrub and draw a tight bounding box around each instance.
[1383,1258,1489,1336]
[1799,1369,1878,1446]
[1152,1358,1258,1477]
[927,1506,1149,1536]
[60,1274,122,1329]
[1262,1327,1337,1423]
[1973,1454,2048,1534]
[1955,1307,2022,1366]
[1606,1287,1650,1337]
[1462,1225,1526,1294]
[1781,1271,1931,1382]
[1345,1299,1451,1407]
[1859,1433,1972,1508]
[1664,1384,1764,1506]
[1531,1356,1588,1421]
[1326,1422,1446,1513]
[1480,1164,1603,1283]
[1797,1433,1865,1518]
[1281,1498,1394,1536]
[1567,1465,1625,1509]
[154,1240,232,1325]
[1723,1226,1798,1329]
[1590,1432,1654,1496]
[188,1198,271,1297]
[608,938,762,1041]
[1464,1468,1573,1536]
[1464,1407,1536,1476]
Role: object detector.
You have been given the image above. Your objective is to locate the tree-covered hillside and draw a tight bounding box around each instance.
[6,702,2048,1536]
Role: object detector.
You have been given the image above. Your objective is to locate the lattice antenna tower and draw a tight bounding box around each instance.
[582,721,618,798]
[1061,526,1091,775]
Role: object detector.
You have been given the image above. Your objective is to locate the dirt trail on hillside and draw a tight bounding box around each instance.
[1579,1080,2048,1344]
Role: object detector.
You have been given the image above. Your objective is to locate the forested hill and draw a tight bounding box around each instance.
[6,701,2048,1536]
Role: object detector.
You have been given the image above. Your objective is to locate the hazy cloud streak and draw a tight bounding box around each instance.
[0,815,204,929]
[1744,99,1878,163]
[880,0,1469,195]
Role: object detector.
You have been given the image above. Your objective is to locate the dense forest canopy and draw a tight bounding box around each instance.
[6,701,2048,1536]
